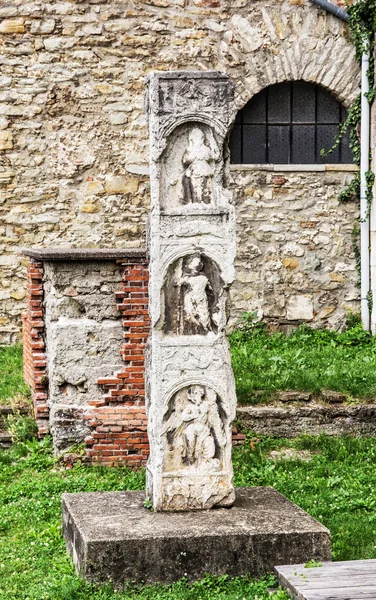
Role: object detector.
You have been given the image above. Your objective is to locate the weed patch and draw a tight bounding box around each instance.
[0,344,30,405]
[230,317,376,404]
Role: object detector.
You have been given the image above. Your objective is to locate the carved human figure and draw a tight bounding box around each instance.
[163,385,226,472]
[182,127,219,205]
[178,254,212,334]
[163,253,226,336]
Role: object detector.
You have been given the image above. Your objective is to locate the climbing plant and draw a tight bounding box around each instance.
[347,0,376,304]
[320,1,376,294]
[348,0,376,87]
[323,0,376,206]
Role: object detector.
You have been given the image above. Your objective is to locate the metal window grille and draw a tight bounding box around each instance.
[229,81,354,165]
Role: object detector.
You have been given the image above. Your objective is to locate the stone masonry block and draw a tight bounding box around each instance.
[63,487,331,586]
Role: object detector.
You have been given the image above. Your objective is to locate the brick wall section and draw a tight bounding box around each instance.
[84,406,149,468]
[23,253,244,466]
[83,257,150,467]
[22,261,49,435]
[99,257,149,404]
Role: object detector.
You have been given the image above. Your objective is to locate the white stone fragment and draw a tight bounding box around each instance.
[286,296,314,321]
[0,77,12,88]
[230,15,263,52]
[30,19,56,34]
[44,37,76,52]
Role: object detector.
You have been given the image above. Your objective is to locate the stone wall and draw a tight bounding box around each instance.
[0,0,361,343]
[231,165,360,328]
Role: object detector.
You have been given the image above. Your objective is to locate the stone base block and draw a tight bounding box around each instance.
[62,487,331,586]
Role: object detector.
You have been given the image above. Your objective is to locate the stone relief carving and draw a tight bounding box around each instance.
[162,385,227,474]
[162,253,227,335]
[162,475,235,511]
[161,123,220,210]
[155,75,234,128]
[163,346,226,373]
[182,127,219,205]
[161,219,226,239]
[146,71,236,511]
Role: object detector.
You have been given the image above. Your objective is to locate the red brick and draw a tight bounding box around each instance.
[112,389,139,396]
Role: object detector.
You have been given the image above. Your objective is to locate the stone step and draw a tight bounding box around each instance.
[0,432,12,449]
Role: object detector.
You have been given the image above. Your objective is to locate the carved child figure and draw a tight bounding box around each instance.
[182,127,219,205]
[163,385,226,473]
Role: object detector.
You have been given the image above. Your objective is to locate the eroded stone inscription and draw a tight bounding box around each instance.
[145,71,236,511]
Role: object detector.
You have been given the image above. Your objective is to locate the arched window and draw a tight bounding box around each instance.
[229,81,353,165]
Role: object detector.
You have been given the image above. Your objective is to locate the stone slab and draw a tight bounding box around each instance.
[62,487,331,586]
[237,404,376,438]
[22,247,146,261]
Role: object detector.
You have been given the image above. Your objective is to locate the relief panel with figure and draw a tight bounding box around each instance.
[162,253,228,336]
[160,123,221,211]
[162,384,227,474]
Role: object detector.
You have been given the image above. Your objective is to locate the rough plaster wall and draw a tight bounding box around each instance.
[230,167,360,329]
[43,260,124,450]
[0,0,361,343]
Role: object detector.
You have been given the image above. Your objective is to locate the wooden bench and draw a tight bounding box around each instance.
[275,559,376,599]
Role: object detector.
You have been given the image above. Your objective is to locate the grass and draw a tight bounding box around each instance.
[230,315,376,405]
[0,437,288,600]
[3,319,376,408]
[1,329,376,597]
[1,434,376,599]
[0,344,30,405]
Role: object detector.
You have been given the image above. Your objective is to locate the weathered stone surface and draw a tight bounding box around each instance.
[46,319,124,406]
[145,71,237,511]
[63,487,331,585]
[278,391,312,403]
[268,449,313,462]
[43,261,125,451]
[0,0,361,344]
[322,390,346,403]
[22,248,146,261]
[0,130,13,150]
[50,405,90,454]
[0,18,25,34]
[105,175,139,195]
[286,295,314,321]
[237,404,376,438]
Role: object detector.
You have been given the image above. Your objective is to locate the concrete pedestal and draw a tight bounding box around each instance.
[62,487,331,587]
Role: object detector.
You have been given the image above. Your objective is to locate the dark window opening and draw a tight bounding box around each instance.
[229,81,354,165]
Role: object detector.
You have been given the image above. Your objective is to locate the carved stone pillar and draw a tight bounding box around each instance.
[145,71,236,511]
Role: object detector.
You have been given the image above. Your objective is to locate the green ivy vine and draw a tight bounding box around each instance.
[321,2,376,294]
[323,1,376,207]
[348,1,376,302]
